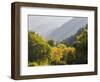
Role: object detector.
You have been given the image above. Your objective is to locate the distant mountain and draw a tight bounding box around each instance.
[47,17,88,42]
[29,17,73,39]
[62,27,85,45]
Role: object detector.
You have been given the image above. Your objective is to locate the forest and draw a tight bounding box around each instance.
[28,25,88,66]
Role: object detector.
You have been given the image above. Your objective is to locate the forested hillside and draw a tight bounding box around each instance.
[28,25,88,66]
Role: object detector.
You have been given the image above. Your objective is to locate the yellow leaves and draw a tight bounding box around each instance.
[57,43,66,49]
[51,47,63,63]
[62,47,76,64]
[50,46,76,64]
[64,47,76,55]
[52,47,62,56]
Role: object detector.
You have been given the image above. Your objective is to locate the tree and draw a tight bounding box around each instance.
[48,40,55,46]
[50,47,63,65]
[28,31,52,66]
[72,26,88,64]
[57,43,66,49]
[62,47,76,64]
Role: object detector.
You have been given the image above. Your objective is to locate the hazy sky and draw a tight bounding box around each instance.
[28,15,73,31]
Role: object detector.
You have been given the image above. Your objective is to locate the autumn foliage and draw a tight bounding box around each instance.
[28,26,87,66]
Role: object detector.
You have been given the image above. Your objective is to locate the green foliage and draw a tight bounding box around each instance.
[72,26,88,64]
[28,32,52,66]
[28,62,38,66]
[57,43,66,49]
[28,25,88,66]
[48,40,55,46]
[62,47,76,64]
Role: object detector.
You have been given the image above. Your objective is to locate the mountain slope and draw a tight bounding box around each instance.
[62,27,85,45]
[47,17,88,42]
